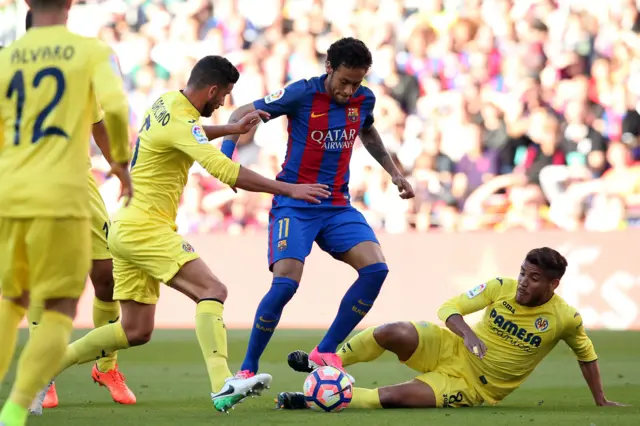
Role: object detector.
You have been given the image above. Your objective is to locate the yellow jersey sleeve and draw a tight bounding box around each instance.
[562,310,598,362]
[90,43,129,163]
[438,277,504,322]
[91,92,104,124]
[171,123,240,187]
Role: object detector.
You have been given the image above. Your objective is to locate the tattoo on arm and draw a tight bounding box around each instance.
[360,126,395,174]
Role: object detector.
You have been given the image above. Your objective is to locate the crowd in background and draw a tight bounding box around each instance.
[4,0,640,234]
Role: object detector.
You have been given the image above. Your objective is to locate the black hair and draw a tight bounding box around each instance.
[30,0,67,10]
[326,37,372,72]
[525,247,568,281]
[26,10,33,30]
[187,56,239,89]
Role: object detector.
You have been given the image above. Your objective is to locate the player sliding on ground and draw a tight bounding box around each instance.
[0,0,132,425]
[279,247,628,409]
[36,54,331,414]
[223,37,415,381]
[21,10,136,412]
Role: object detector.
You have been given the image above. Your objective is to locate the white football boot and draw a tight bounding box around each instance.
[211,373,272,413]
[28,381,52,416]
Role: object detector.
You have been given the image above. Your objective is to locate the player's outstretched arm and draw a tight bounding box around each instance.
[234,166,331,203]
[93,120,133,206]
[578,360,628,407]
[220,102,259,158]
[202,110,270,142]
[174,131,331,203]
[221,82,307,158]
[564,312,628,407]
[359,125,414,199]
[91,45,130,166]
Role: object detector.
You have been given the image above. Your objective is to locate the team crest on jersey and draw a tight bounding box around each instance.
[192,125,209,144]
[534,316,549,332]
[277,240,287,251]
[347,107,359,123]
[466,283,486,299]
[182,242,195,253]
[264,88,285,104]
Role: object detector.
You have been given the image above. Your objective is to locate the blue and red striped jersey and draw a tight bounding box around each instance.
[253,75,376,207]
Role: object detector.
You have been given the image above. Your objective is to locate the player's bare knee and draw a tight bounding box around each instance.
[378,380,437,409]
[121,317,153,346]
[272,259,304,283]
[374,322,419,361]
[169,258,228,302]
[123,324,153,346]
[11,292,30,310]
[198,278,228,303]
[120,301,155,346]
[44,298,79,319]
[91,260,114,302]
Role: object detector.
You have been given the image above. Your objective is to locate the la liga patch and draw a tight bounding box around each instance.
[264,88,284,104]
[467,283,487,299]
[192,125,208,144]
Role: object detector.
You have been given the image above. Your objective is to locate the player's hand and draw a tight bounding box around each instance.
[463,333,488,360]
[233,110,270,134]
[287,184,331,204]
[108,161,133,206]
[596,399,630,407]
[391,173,415,199]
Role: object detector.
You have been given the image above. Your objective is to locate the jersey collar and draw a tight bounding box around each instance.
[177,91,201,120]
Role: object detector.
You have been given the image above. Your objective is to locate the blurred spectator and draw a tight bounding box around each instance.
[6,0,640,233]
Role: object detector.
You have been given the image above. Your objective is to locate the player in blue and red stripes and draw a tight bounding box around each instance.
[222,37,415,379]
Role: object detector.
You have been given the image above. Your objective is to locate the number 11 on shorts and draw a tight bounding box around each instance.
[278,217,290,239]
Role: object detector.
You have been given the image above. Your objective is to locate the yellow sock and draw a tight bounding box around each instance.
[27,301,44,335]
[57,322,129,377]
[0,300,26,382]
[350,387,382,409]
[8,311,72,410]
[93,298,120,372]
[338,326,385,367]
[195,300,232,393]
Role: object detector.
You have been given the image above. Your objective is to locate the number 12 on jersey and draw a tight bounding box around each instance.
[6,67,68,145]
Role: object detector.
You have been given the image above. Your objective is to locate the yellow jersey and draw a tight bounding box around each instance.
[114,91,239,227]
[438,277,597,405]
[0,25,130,219]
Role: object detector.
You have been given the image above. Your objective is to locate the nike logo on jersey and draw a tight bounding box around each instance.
[310,112,327,118]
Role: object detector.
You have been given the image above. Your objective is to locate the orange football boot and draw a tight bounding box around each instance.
[42,381,59,409]
[92,364,136,405]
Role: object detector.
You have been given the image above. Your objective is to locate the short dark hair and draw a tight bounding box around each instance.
[326,37,372,72]
[30,0,67,10]
[187,56,239,89]
[525,247,568,281]
[26,10,33,30]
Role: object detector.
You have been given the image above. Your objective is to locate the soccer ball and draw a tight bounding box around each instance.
[303,366,353,412]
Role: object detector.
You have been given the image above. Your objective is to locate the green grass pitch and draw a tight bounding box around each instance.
[1,329,639,426]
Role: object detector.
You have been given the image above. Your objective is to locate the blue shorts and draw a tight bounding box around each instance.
[267,205,379,270]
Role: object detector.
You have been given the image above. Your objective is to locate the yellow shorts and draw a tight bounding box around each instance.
[0,218,91,301]
[404,321,484,408]
[89,171,111,261]
[108,220,199,305]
